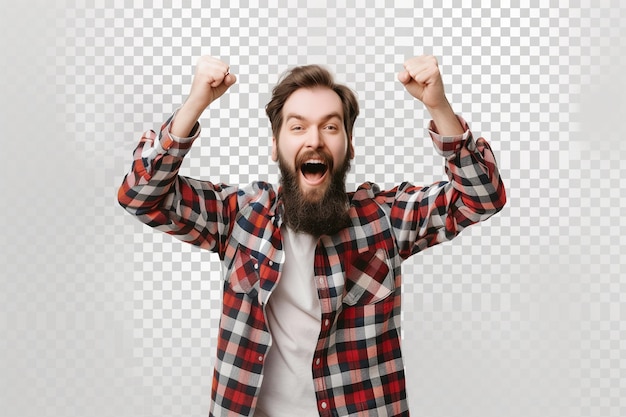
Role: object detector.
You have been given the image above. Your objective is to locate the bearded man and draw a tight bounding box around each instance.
[118,55,506,417]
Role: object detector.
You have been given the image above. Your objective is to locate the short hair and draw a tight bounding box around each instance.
[265,65,359,140]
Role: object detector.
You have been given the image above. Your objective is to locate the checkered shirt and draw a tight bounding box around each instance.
[118,112,506,416]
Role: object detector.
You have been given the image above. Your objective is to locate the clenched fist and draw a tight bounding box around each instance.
[398,55,447,110]
[187,56,237,111]
[398,55,464,135]
[171,56,237,137]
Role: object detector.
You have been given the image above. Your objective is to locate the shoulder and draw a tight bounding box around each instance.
[349,182,403,203]
[237,181,277,209]
[349,182,381,201]
[238,181,278,202]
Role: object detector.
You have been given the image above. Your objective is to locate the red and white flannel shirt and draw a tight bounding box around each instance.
[118,112,506,416]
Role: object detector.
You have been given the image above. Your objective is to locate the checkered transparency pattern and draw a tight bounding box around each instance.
[2,1,625,417]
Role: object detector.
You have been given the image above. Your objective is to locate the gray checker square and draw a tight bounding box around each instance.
[2,1,626,417]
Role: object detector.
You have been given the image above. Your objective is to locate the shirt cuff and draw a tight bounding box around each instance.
[428,115,472,158]
[141,108,202,160]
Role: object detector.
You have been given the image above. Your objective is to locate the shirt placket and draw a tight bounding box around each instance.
[311,241,339,416]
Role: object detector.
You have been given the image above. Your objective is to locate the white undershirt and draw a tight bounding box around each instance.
[255,226,321,417]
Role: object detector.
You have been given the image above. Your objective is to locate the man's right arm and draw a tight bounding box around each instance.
[117,56,238,254]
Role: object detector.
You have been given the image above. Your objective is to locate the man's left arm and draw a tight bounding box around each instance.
[386,55,506,258]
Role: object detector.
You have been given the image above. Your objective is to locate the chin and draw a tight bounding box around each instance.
[300,183,329,202]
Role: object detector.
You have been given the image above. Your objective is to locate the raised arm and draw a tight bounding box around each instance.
[117,56,241,254]
[384,55,506,258]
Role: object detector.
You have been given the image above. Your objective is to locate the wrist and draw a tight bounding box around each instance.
[424,97,453,117]
[425,100,464,136]
[181,96,209,119]
[170,102,204,138]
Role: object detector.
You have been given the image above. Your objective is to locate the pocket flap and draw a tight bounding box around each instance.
[343,248,394,306]
[228,245,261,295]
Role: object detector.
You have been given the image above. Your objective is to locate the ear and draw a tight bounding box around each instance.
[271,136,278,162]
[348,137,355,160]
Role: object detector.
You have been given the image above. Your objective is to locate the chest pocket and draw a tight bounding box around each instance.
[343,247,394,306]
[227,245,261,296]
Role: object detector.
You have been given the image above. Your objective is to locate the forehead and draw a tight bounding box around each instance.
[282,87,344,121]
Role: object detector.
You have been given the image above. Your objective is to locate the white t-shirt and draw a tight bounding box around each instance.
[255,226,321,417]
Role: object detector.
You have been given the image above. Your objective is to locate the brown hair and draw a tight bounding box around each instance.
[265,65,359,140]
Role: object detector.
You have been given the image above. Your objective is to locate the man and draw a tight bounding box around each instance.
[118,55,506,417]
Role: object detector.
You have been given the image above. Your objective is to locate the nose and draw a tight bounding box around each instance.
[304,128,323,149]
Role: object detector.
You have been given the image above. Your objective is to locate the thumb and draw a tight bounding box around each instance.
[224,73,237,87]
[397,70,411,85]
[210,73,237,101]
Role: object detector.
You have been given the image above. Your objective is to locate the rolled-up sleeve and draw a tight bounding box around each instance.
[117,111,240,255]
[379,115,506,258]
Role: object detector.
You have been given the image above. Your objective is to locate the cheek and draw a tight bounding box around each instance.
[276,141,298,168]
[331,140,350,163]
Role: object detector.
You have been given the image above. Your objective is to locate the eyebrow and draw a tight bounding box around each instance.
[285,112,343,123]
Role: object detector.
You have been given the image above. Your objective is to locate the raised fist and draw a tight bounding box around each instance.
[186,56,237,111]
[398,55,447,109]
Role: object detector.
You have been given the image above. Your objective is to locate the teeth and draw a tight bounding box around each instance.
[304,159,326,165]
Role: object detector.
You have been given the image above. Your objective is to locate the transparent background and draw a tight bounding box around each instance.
[2,1,625,416]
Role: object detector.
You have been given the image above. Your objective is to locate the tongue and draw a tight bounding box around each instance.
[303,170,324,181]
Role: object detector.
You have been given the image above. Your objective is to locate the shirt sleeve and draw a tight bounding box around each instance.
[378,115,507,259]
[117,110,240,255]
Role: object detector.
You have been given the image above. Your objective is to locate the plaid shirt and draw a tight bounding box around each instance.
[118,112,506,417]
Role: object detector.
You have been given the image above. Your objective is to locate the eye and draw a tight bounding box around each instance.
[291,125,303,131]
[324,124,338,131]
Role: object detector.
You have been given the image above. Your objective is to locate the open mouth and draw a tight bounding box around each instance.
[300,159,329,184]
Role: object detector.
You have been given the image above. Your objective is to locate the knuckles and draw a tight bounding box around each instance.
[403,55,440,83]
[404,55,438,71]
[195,57,229,85]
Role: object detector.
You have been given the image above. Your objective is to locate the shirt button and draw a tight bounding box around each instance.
[315,358,321,366]
[268,260,274,266]
[254,263,259,270]
[318,277,324,285]
[258,355,264,362]
[324,319,330,327]
[320,401,327,409]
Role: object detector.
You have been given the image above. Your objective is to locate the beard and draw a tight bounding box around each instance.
[278,152,352,236]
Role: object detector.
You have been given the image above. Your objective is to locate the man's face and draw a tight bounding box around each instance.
[272,87,354,202]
